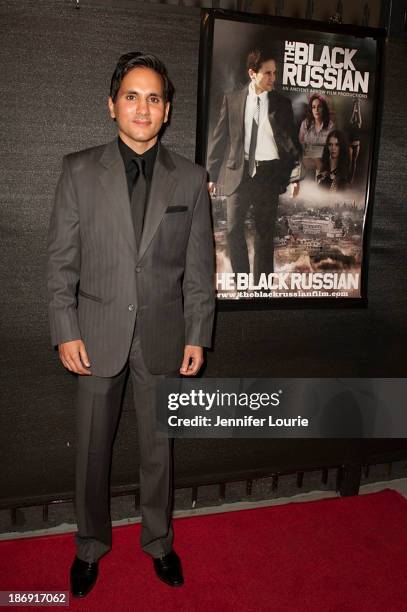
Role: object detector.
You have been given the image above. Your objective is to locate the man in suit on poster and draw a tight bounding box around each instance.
[207,49,300,284]
[47,52,215,597]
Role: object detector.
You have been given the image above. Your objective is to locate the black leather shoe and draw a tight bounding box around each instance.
[70,556,98,598]
[153,550,184,587]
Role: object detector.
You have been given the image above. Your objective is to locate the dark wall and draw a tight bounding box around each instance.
[1,0,406,504]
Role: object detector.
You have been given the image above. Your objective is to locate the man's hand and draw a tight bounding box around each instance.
[180,345,204,376]
[208,182,217,197]
[58,339,92,375]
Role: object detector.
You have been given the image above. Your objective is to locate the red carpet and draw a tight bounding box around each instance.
[1,489,407,611]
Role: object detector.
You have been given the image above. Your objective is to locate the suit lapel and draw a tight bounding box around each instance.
[97,139,177,260]
[232,86,247,141]
[238,86,247,126]
[267,91,295,157]
[267,91,281,145]
[137,142,176,262]
[98,138,137,253]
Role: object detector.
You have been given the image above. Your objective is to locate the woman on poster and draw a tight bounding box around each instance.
[316,129,350,192]
[298,94,334,178]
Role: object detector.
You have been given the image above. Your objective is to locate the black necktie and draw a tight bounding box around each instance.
[131,157,147,249]
[248,96,260,177]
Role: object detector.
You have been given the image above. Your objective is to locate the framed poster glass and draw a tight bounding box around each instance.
[196,10,385,306]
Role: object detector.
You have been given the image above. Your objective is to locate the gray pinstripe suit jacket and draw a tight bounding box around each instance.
[47,139,215,377]
[207,86,300,195]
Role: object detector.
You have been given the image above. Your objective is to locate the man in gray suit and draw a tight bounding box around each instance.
[47,52,215,597]
[207,49,300,284]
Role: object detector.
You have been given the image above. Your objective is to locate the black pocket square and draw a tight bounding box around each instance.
[165,205,188,213]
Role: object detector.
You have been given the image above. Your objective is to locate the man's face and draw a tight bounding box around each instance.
[108,67,170,153]
[249,59,277,93]
[328,137,340,159]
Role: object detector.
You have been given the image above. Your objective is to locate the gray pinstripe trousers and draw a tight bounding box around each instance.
[74,324,175,563]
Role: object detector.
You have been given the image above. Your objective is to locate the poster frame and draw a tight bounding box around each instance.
[195,9,386,310]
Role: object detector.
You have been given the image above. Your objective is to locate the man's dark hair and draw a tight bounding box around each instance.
[246,49,277,73]
[110,52,174,103]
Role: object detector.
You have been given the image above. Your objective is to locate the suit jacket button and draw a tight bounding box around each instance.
[135,266,141,273]
[128,304,135,312]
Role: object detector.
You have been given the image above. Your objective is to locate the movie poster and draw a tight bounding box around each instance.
[199,12,381,301]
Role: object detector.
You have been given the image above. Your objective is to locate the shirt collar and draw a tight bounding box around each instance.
[248,81,269,101]
[118,136,158,178]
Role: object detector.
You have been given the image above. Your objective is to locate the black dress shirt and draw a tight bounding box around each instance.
[118,137,158,200]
